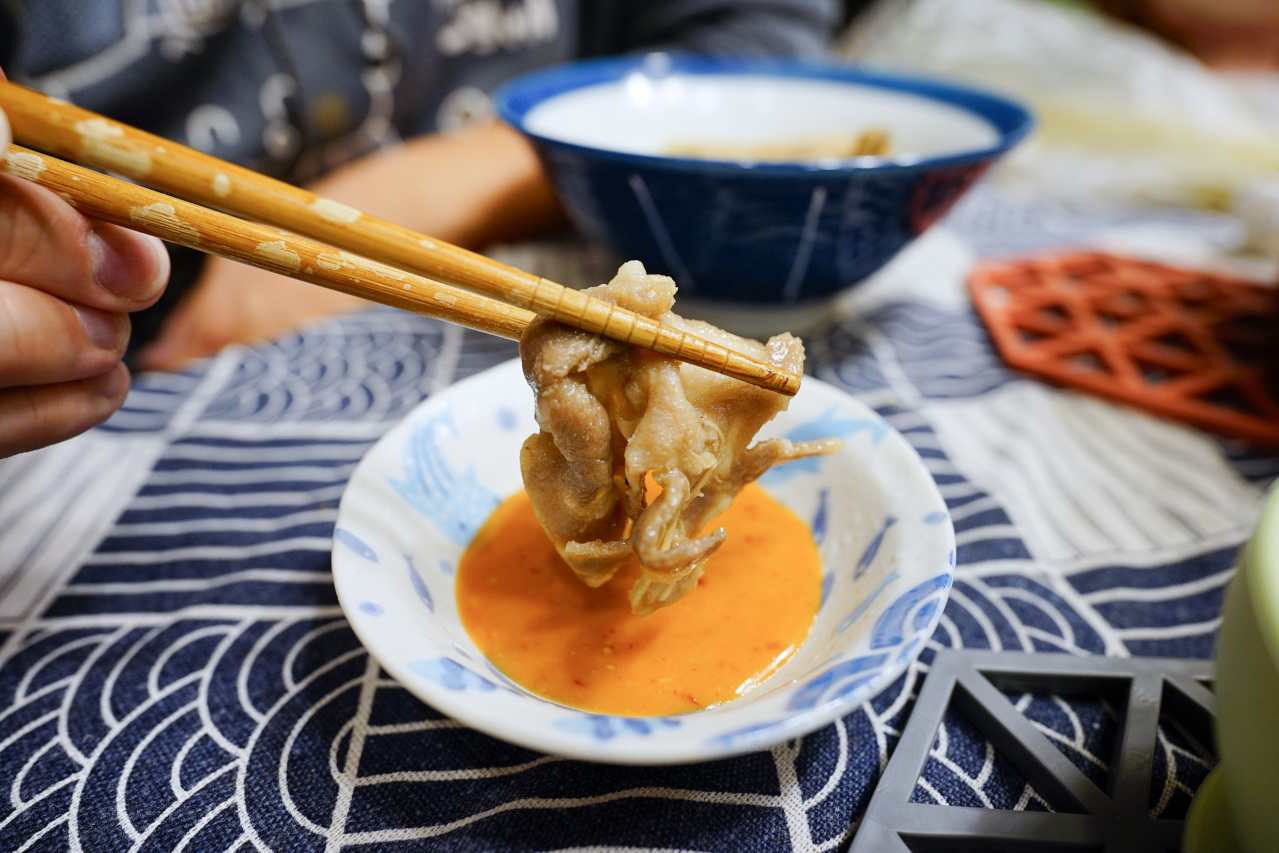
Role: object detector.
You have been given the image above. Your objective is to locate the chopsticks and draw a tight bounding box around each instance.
[3,145,536,340]
[0,80,801,396]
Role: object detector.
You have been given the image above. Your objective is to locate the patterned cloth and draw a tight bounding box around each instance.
[0,188,1272,851]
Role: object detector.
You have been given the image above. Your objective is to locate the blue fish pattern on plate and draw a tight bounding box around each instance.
[386,408,500,546]
[405,555,434,613]
[786,652,890,712]
[408,657,496,692]
[855,515,898,579]
[554,715,683,740]
[838,571,901,634]
[871,573,954,649]
[334,527,378,561]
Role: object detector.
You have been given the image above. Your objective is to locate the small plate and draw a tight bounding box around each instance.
[332,359,954,764]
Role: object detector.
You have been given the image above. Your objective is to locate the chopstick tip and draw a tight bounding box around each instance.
[776,370,802,397]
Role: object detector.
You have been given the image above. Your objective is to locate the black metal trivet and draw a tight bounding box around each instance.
[849,649,1215,852]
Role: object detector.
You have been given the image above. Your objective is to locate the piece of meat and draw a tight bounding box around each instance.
[519,261,840,615]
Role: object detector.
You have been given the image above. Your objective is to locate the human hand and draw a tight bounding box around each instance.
[0,106,170,458]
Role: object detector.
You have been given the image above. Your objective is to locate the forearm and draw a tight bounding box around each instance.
[1101,0,1279,68]
[133,120,568,370]
[304,120,566,250]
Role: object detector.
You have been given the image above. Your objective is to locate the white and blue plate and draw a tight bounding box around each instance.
[332,359,955,764]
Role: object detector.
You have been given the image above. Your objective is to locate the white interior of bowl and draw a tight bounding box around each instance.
[333,359,954,763]
[522,73,1000,161]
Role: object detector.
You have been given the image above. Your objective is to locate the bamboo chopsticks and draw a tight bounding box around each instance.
[0,80,801,396]
[3,145,536,340]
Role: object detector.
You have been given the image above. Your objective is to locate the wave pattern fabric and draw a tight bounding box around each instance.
[0,194,1270,851]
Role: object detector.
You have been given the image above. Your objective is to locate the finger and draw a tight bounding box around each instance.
[0,107,11,155]
[0,279,129,388]
[0,362,130,458]
[0,172,169,310]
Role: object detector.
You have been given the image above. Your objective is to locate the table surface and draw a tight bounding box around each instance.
[0,188,1272,852]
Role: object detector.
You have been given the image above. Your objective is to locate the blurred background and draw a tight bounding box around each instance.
[835,0,1279,270]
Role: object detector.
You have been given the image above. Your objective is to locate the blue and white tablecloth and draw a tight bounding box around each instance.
[0,189,1272,851]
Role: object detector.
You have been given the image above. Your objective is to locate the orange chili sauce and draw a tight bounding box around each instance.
[455,483,821,716]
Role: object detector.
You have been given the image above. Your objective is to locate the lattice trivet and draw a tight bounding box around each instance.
[968,252,1279,449]
[850,650,1214,852]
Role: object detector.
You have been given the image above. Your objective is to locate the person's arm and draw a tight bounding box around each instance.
[1100,0,1279,68]
[0,106,170,457]
[308,119,565,250]
[134,119,562,372]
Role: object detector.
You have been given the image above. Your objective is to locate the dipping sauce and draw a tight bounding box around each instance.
[456,483,821,716]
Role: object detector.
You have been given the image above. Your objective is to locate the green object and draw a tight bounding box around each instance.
[1184,485,1279,853]
[1185,771,1245,852]
[1040,0,1101,13]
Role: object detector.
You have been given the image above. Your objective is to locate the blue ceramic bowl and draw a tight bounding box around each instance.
[495,54,1033,333]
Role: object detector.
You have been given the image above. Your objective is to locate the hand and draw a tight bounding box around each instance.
[135,120,563,371]
[0,106,170,458]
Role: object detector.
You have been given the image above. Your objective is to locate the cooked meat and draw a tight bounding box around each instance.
[519,261,840,615]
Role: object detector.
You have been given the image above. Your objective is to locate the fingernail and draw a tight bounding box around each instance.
[74,305,127,351]
[88,364,130,400]
[88,228,167,301]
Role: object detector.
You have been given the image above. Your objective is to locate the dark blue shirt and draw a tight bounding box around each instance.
[3,0,840,181]
[0,0,840,347]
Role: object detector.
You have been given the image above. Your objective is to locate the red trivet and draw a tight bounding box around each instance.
[968,252,1279,449]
